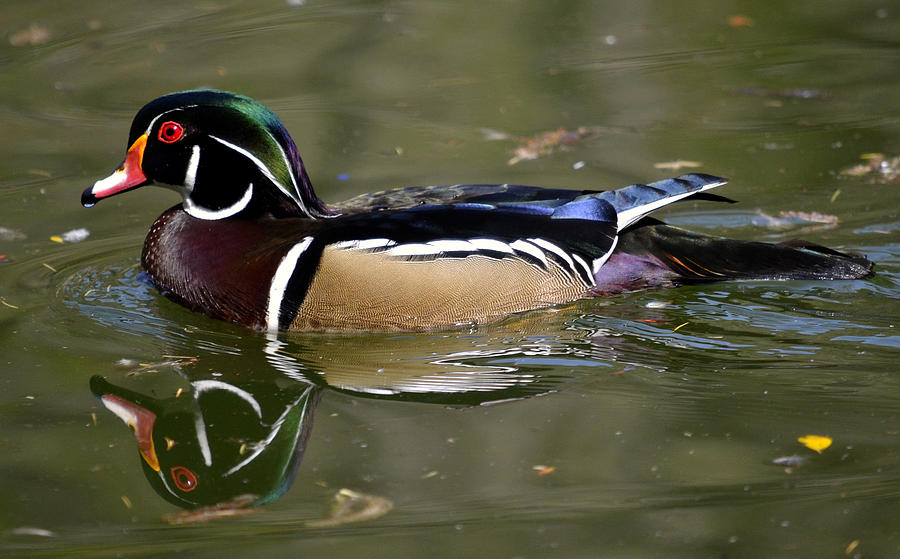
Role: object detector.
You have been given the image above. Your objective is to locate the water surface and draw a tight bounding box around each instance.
[2,1,899,557]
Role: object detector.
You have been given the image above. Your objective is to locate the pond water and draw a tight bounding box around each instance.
[2,1,900,557]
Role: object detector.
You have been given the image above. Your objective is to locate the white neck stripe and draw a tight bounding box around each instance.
[266,237,314,332]
[184,183,253,220]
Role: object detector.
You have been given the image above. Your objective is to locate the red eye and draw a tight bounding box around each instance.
[170,466,198,492]
[157,121,184,143]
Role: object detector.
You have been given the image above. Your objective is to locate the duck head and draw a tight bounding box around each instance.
[82,90,333,219]
[91,374,322,509]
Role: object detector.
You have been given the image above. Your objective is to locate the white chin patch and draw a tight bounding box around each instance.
[184,183,254,220]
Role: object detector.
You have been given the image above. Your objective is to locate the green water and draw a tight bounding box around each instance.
[2,1,900,557]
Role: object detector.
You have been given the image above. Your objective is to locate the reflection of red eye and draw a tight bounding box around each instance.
[157,121,184,143]
[170,466,197,492]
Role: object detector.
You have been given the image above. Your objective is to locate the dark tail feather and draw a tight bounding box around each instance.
[593,223,873,294]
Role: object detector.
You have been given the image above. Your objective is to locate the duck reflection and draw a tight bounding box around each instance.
[91,368,320,509]
[91,326,585,512]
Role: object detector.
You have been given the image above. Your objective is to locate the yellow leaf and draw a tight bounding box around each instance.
[798,434,832,454]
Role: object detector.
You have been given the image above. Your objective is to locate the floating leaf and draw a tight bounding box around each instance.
[727,14,754,27]
[9,23,51,47]
[306,488,393,528]
[840,153,900,183]
[653,160,702,171]
[798,434,832,454]
[163,494,259,525]
[485,127,595,165]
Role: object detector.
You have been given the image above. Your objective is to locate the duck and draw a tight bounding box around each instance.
[81,90,873,331]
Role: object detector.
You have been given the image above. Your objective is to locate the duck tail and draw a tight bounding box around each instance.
[592,222,873,294]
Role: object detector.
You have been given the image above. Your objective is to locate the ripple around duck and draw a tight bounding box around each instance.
[49,233,249,354]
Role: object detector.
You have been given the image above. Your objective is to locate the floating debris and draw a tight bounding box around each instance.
[840,153,900,184]
[727,14,754,27]
[50,228,90,244]
[0,227,26,241]
[9,23,51,47]
[484,127,595,165]
[798,434,833,454]
[306,488,393,528]
[163,494,260,525]
[10,527,56,537]
[654,160,702,172]
[751,210,839,231]
[772,455,808,468]
[727,86,833,101]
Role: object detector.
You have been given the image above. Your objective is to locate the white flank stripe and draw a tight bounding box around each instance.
[266,236,314,332]
[591,236,619,275]
[509,239,548,266]
[426,239,478,252]
[386,243,442,257]
[614,179,727,231]
[184,183,254,220]
[333,238,397,250]
[469,238,515,254]
[529,237,576,272]
[571,253,594,284]
[184,145,201,191]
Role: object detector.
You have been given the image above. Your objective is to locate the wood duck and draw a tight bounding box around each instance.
[91,373,320,508]
[81,90,873,331]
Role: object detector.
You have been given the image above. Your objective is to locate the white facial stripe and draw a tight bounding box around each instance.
[266,236,314,332]
[192,380,263,418]
[192,408,213,467]
[184,145,200,191]
[222,392,314,478]
[267,130,303,201]
[614,179,727,231]
[209,134,311,217]
[142,105,197,137]
[99,395,138,426]
[184,183,253,220]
